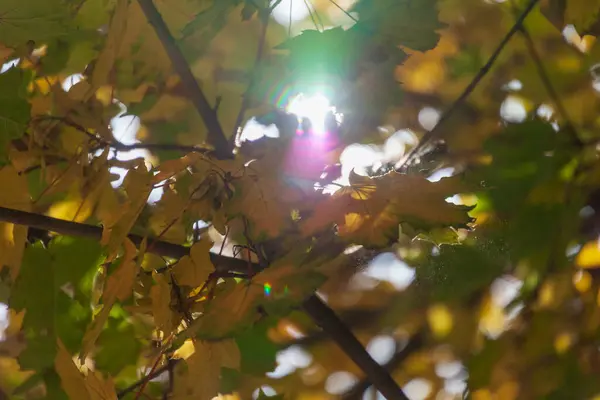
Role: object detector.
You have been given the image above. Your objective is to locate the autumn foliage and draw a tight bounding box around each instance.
[2,0,600,399]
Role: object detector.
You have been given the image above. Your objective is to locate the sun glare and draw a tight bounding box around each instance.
[286,92,337,135]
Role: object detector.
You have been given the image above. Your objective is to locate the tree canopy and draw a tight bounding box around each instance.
[1,0,600,399]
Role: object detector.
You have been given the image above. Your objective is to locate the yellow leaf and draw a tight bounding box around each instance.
[103,238,139,303]
[171,237,215,288]
[0,166,31,280]
[573,269,592,293]
[184,280,262,339]
[101,164,152,260]
[86,372,118,400]
[90,0,129,90]
[554,332,574,354]
[576,240,600,268]
[56,339,117,400]
[56,339,90,400]
[226,146,305,238]
[148,186,189,243]
[172,340,240,400]
[427,304,453,338]
[151,274,178,334]
[302,171,472,247]
[153,153,202,184]
[81,238,138,360]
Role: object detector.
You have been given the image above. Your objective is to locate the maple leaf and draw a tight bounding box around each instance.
[101,164,152,260]
[0,0,70,47]
[151,273,179,334]
[88,0,129,90]
[0,68,32,162]
[275,28,363,81]
[171,236,215,289]
[172,339,240,400]
[225,146,305,239]
[351,0,445,52]
[80,238,138,361]
[55,339,118,400]
[302,171,473,247]
[0,166,31,279]
[184,280,263,340]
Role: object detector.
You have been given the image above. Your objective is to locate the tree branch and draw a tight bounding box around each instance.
[303,295,409,400]
[342,330,426,400]
[136,0,232,159]
[397,0,542,171]
[0,206,406,399]
[117,360,178,399]
[0,206,249,274]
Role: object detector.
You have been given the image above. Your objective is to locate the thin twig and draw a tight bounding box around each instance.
[37,115,212,154]
[117,360,181,398]
[302,295,409,400]
[397,0,542,171]
[136,0,232,159]
[231,7,270,145]
[509,4,582,145]
[327,0,358,23]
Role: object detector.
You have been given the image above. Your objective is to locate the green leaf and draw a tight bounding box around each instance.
[235,318,279,375]
[49,236,104,290]
[0,67,32,161]
[275,28,363,81]
[415,235,508,301]
[18,333,55,371]
[0,0,71,47]
[351,0,445,51]
[219,367,241,394]
[11,244,54,331]
[93,317,142,375]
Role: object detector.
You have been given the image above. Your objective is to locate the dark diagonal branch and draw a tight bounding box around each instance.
[303,295,409,400]
[397,0,542,170]
[0,206,405,398]
[342,330,426,400]
[136,0,232,159]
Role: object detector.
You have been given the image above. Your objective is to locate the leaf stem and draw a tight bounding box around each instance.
[397,0,542,171]
[136,0,232,159]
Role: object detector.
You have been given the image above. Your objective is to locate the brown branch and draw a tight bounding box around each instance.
[117,360,179,399]
[0,206,249,274]
[342,330,426,400]
[136,0,232,159]
[34,115,212,156]
[303,295,409,400]
[397,0,543,171]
